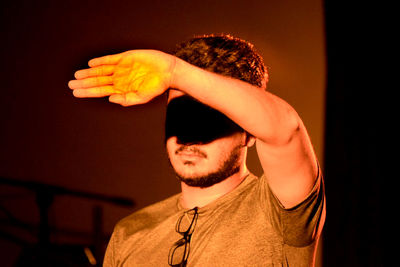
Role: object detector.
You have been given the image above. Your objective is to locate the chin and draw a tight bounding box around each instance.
[171,160,209,178]
[175,165,240,188]
[174,167,209,181]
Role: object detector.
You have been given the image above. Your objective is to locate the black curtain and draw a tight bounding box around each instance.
[323,1,384,266]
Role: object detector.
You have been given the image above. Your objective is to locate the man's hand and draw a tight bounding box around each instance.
[68,50,176,106]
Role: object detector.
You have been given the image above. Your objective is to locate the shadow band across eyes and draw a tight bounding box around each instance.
[165,95,244,145]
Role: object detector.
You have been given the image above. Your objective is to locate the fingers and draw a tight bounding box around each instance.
[74,65,115,79]
[68,76,113,89]
[73,86,116,98]
[88,53,125,67]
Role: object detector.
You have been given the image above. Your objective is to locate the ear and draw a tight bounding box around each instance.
[244,132,256,148]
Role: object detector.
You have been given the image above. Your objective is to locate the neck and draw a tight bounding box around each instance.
[180,165,249,209]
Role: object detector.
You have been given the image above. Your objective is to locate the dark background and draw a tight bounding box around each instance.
[323,0,384,266]
[0,0,382,266]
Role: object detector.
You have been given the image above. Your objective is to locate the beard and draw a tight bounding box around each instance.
[171,144,242,188]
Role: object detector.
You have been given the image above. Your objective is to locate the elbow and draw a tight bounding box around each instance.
[286,115,302,143]
[270,109,301,146]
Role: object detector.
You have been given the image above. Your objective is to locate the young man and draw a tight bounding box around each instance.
[68,34,325,266]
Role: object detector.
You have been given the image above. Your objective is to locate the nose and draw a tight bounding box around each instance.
[176,139,204,146]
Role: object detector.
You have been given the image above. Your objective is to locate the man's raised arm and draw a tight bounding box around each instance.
[68,49,319,208]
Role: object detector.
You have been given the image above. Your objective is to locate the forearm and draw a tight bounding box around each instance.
[170,58,300,145]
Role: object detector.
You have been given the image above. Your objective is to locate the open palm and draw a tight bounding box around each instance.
[68,50,176,106]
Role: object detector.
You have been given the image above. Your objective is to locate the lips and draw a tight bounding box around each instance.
[175,146,207,158]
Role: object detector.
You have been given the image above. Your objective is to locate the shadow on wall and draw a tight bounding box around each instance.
[0,177,135,266]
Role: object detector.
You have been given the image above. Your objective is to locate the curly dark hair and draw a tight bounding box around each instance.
[174,34,267,88]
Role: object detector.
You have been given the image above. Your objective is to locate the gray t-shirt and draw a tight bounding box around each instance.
[103,171,325,266]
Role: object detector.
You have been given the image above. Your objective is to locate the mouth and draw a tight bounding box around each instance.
[175,146,207,159]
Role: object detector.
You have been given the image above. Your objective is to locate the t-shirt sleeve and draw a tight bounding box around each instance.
[103,230,117,267]
[261,165,325,247]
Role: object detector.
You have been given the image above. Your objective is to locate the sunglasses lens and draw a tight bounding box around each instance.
[170,239,188,265]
